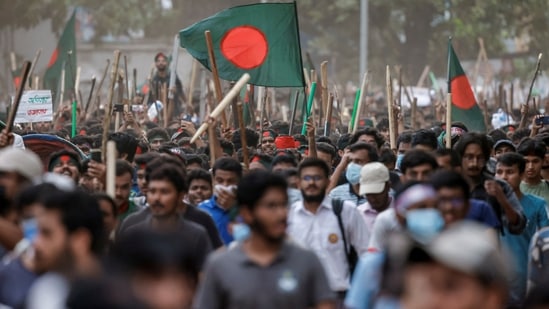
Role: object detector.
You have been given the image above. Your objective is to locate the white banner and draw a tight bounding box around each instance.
[14,90,54,124]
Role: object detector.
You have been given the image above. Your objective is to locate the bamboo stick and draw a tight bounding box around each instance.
[353,72,369,133]
[446,93,452,149]
[205,30,227,129]
[6,61,31,133]
[102,50,121,163]
[386,65,396,149]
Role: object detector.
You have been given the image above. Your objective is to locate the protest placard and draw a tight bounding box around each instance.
[14,90,54,124]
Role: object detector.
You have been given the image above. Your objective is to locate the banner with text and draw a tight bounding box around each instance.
[14,90,54,123]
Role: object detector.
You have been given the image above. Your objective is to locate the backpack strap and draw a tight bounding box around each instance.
[332,198,352,271]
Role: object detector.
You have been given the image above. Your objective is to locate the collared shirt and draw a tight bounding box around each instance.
[194,241,335,309]
[368,208,401,251]
[357,198,394,235]
[198,196,235,245]
[288,196,370,291]
[328,183,366,206]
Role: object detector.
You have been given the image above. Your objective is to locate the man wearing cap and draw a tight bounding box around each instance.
[47,150,82,184]
[356,162,392,234]
[0,148,43,251]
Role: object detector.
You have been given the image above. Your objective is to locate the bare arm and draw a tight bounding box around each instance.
[306,117,317,158]
[327,150,350,193]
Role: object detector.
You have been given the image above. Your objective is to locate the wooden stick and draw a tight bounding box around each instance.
[411,97,418,130]
[84,76,96,116]
[142,64,154,108]
[190,73,250,143]
[106,141,116,198]
[303,68,311,89]
[161,83,168,127]
[74,66,82,108]
[519,53,542,129]
[187,60,198,114]
[446,93,452,149]
[416,65,430,87]
[324,93,334,136]
[353,72,369,133]
[386,65,396,149]
[92,60,110,114]
[6,61,31,133]
[102,50,121,163]
[205,30,227,129]
[320,61,328,132]
[237,102,249,169]
[27,49,41,89]
[59,68,66,109]
[9,52,16,72]
[289,90,299,135]
[132,68,137,100]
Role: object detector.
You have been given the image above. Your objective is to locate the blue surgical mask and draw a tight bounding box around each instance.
[232,223,250,242]
[345,162,362,185]
[22,218,38,242]
[396,154,404,170]
[406,208,444,244]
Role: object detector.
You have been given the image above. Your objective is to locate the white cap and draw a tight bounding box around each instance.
[0,148,43,180]
[359,162,389,195]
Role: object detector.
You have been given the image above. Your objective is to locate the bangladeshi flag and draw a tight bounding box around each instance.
[44,11,76,99]
[179,2,305,87]
[447,41,486,132]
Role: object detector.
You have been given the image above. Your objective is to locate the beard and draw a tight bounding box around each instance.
[249,218,286,245]
[301,186,326,203]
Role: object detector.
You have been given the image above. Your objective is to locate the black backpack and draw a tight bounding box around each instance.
[332,198,359,275]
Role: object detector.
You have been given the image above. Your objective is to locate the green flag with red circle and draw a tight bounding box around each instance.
[179,2,305,87]
[447,41,486,132]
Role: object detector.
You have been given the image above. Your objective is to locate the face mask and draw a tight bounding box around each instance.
[232,223,250,242]
[214,184,237,197]
[345,162,362,185]
[406,208,444,244]
[22,218,38,242]
[396,154,404,170]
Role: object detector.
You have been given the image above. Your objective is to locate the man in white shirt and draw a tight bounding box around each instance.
[356,162,393,234]
[288,158,369,301]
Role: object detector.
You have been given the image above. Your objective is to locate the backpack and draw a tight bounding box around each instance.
[528,226,549,288]
[332,198,359,275]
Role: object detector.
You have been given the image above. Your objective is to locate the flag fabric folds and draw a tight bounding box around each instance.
[447,41,486,132]
[179,2,305,87]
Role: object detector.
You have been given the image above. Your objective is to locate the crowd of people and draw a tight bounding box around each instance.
[0,54,548,309]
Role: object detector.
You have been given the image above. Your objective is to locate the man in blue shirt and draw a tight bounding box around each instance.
[495,153,549,306]
[198,157,242,245]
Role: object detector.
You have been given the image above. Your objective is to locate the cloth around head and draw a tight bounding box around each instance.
[262,130,277,139]
[275,135,296,149]
[0,148,43,180]
[359,162,389,195]
[425,221,508,285]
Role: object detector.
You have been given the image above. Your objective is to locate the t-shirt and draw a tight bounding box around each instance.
[184,206,223,249]
[466,199,501,229]
[198,196,235,245]
[0,258,37,308]
[368,208,401,251]
[194,241,335,309]
[520,181,549,210]
[501,194,549,305]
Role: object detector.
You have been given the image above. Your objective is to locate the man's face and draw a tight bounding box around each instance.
[115,172,133,207]
[155,56,168,71]
[523,155,543,181]
[287,175,299,189]
[136,168,148,195]
[349,149,371,166]
[436,187,469,225]
[461,144,485,178]
[150,138,166,151]
[413,144,435,152]
[272,162,294,173]
[188,179,212,206]
[79,172,95,192]
[213,170,239,187]
[398,142,412,155]
[403,164,434,182]
[436,155,453,171]
[495,163,522,191]
[147,180,182,218]
[261,137,276,155]
[244,187,288,243]
[402,263,502,309]
[357,134,378,151]
[77,144,90,156]
[299,166,328,202]
[494,145,514,159]
[33,208,70,274]
[98,199,118,235]
[365,183,390,212]
[317,151,333,169]
[51,157,80,183]
[0,171,26,202]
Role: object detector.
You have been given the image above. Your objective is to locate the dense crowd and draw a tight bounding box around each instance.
[0,53,548,309]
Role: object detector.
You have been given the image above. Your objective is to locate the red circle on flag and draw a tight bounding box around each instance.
[451,75,476,109]
[47,48,59,68]
[220,26,268,69]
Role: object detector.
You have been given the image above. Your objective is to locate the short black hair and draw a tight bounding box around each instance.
[271,154,298,169]
[336,133,352,150]
[434,148,461,167]
[316,142,336,160]
[411,129,438,150]
[430,170,470,200]
[454,132,491,162]
[116,159,134,178]
[400,150,438,174]
[379,147,396,165]
[109,132,138,162]
[93,193,117,216]
[397,132,413,150]
[40,189,104,254]
[185,154,204,167]
[350,128,385,148]
[497,152,526,174]
[517,138,546,159]
[134,152,161,169]
[147,127,170,142]
[298,158,330,178]
[70,135,92,147]
[146,156,186,182]
[148,163,187,192]
[316,136,334,146]
[349,142,379,162]
[186,168,212,189]
[232,128,260,150]
[212,157,243,179]
[236,171,288,211]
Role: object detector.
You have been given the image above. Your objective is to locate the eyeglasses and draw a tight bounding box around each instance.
[301,175,324,182]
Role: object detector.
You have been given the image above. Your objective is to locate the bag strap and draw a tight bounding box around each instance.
[332,198,352,270]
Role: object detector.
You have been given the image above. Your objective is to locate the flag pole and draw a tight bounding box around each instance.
[324,93,334,136]
[187,60,198,115]
[59,66,66,109]
[353,72,369,133]
[446,38,452,149]
[168,34,180,122]
[204,30,228,129]
[84,76,96,119]
[6,61,31,133]
[289,89,299,135]
[320,61,329,132]
[102,50,121,163]
[302,82,317,135]
[519,53,542,129]
[386,65,396,149]
[237,101,250,169]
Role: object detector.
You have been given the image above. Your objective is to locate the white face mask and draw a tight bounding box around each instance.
[214,184,237,197]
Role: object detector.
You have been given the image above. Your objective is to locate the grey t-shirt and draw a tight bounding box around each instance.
[194,241,335,309]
